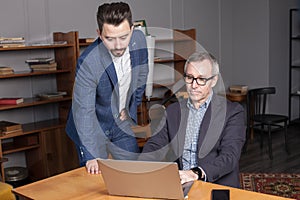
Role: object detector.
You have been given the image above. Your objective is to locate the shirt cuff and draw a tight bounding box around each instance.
[198,166,207,182]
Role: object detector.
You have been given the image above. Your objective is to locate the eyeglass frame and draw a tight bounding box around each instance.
[183,73,217,86]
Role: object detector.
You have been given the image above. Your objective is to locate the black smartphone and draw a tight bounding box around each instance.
[211,189,230,200]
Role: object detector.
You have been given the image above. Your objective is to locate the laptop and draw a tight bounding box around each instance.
[97,159,193,200]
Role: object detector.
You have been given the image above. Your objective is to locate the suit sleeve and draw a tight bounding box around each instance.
[72,59,107,161]
[199,103,246,183]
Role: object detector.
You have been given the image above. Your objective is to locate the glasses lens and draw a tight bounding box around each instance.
[184,75,193,84]
[196,78,205,85]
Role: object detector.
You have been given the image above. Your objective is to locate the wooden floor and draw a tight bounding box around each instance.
[239,123,300,173]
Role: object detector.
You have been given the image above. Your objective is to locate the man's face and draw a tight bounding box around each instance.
[98,20,133,57]
[185,59,217,107]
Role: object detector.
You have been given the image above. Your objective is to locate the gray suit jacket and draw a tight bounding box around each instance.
[141,94,246,188]
[66,30,149,161]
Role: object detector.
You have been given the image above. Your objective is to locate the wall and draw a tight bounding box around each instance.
[0,0,299,124]
[1,0,300,168]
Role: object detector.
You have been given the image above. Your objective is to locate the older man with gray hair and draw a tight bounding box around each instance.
[140,51,246,188]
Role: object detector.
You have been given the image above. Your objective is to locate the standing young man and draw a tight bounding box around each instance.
[66,2,148,174]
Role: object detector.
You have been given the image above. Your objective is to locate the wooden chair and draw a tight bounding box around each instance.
[0,158,16,200]
[0,157,8,182]
[245,87,289,159]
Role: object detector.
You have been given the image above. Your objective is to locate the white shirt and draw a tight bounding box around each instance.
[111,48,132,113]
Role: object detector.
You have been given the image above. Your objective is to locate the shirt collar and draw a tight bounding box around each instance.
[109,47,129,63]
[187,90,213,110]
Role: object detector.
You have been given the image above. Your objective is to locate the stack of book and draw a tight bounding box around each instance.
[0,120,23,136]
[0,66,14,75]
[0,37,25,48]
[25,57,57,71]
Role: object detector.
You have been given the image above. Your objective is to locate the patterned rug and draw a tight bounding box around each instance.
[240,173,300,199]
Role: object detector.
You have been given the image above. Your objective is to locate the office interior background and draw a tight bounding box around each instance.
[0,0,299,168]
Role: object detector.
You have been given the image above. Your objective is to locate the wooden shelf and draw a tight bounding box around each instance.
[0,96,72,111]
[0,119,65,140]
[0,31,79,182]
[1,118,66,157]
[22,118,66,133]
[0,44,73,51]
[154,57,185,63]
[0,69,71,79]
[79,42,92,47]
[2,142,40,155]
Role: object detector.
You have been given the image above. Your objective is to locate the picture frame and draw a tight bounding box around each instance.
[134,19,148,35]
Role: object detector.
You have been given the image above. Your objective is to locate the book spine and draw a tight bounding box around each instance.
[0,99,19,104]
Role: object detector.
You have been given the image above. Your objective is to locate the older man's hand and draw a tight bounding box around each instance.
[179,170,198,184]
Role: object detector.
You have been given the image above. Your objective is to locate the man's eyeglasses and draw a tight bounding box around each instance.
[183,73,216,86]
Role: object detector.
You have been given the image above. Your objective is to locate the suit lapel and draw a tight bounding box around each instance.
[126,41,138,107]
[98,42,119,100]
[197,95,227,159]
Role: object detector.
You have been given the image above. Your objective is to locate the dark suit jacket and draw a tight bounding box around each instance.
[140,94,246,188]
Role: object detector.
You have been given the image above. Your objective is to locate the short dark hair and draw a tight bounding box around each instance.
[97,2,133,33]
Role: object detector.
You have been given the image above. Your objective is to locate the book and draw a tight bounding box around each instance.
[0,66,14,75]
[0,120,22,132]
[0,97,24,105]
[0,66,13,71]
[0,39,25,44]
[0,43,26,48]
[79,38,96,43]
[29,41,67,46]
[29,62,57,69]
[25,57,55,65]
[229,85,248,94]
[0,70,14,75]
[0,37,24,41]
[29,62,57,71]
[1,128,23,136]
[31,67,57,71]
[37,91,67,99]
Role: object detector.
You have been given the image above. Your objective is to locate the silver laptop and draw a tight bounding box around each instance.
[97,159,193,200]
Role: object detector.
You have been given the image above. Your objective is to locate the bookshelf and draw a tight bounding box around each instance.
[289,9,300,124]
[0,31,79,182]
[137,29,196,125]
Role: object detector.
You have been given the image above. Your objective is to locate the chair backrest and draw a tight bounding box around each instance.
[246,87,276,127]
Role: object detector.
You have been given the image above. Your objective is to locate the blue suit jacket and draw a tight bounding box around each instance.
[66,30,149,161]
[141,95,246,188]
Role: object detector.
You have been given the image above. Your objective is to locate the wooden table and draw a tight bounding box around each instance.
[13,167,294,200]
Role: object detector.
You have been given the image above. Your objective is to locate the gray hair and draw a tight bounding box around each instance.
[184,52,219,75]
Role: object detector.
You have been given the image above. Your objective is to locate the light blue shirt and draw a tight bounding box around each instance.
[182,92,213,170]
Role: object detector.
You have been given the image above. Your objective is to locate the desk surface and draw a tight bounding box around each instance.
[13,167,294,200]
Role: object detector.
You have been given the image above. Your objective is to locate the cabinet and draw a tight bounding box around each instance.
[137,28,196,125]
[0,32,79,181]
[289,9,300,124]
